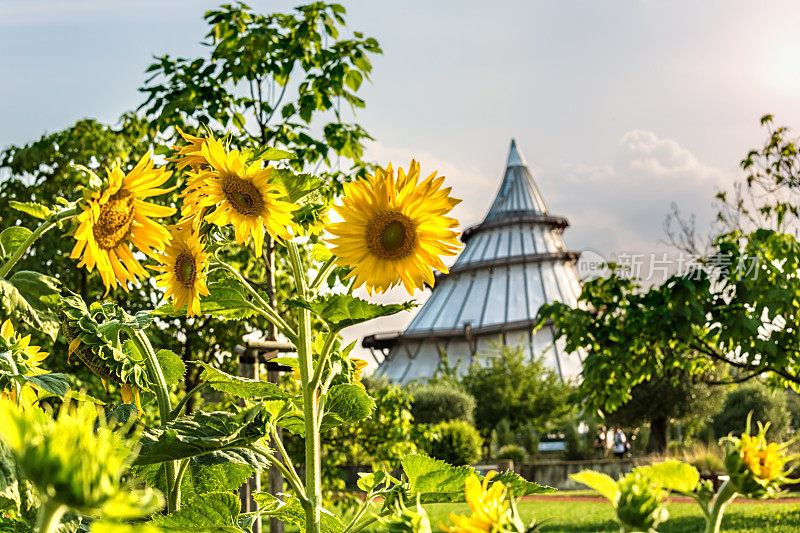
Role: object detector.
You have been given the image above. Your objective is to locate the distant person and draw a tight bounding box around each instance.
[613,426,627,459]
[594,426,607,458]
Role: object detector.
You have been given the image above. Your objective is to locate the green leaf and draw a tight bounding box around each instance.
[401,454,551,504]
[196,362,293,400]
[7,271,61,340]
[153,278,257,320]
[570,470,619,503]
[101,487,164,520]
[15,373,69,398]
[152,492,244,532]
[647,461,700,493]
[133,405,269,465]
[91,522,164,533]
[0,279,44,334]
[8,201,53,220]
[249,146,296,162]
[253,492,344,533]
[271,169,324,203]
[287,294,415,332]
[322,384,375,429]
[0,227,32,259]
[156,350,186,387]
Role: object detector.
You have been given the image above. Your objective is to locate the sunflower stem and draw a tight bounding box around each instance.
[309,332,337,394]
[308,255,337,291]
[0,207,78,279]
[705,480,737,533]
[250,444,308,503]
[35,500,66,533]
[127,328,178,512]
[211,255,298,342]
[287,241,322,533]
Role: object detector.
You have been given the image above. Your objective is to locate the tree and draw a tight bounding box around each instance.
[0,2,382,412]
[711,382,790,440]
[605,370,723,453]
[461,345,574,443]
[538,117,800,437]
[139,1,381,183]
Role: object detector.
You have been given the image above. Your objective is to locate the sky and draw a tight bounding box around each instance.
[2,0,800,361]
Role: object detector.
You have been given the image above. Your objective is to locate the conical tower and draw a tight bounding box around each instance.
[364,140,583,383]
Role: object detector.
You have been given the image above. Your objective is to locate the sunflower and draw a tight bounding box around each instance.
[168,127,210,170]
[179,136,297,254]
[0,319,50,408]
[443,472,514,533]
[327,161,462,295]
[153,227,210,317]
[70,153,176,292]
[741,434,785,481]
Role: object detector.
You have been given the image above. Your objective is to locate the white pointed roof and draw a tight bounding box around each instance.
[484,139,548,221]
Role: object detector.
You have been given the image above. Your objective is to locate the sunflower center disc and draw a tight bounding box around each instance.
[366,211,416,260]
[93,189,136,250]
[221,175,265,217]
[174,252,197,288]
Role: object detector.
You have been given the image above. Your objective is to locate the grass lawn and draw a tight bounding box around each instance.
[284,494,800,532]
[420,499,800,532]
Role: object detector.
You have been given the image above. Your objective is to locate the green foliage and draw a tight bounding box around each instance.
[139,1,381,182]
[562,423,593,461]
[496,444,526,464]
[410,383,475,425]
[289,294,415,332]
[152,491,242,531]
[196,362,292,400]
[711,382,790,440]
[253,492,344,533]
[572,462,700,533]
[425,420,483,467]
[400,454,552,504]
[461,346,574,440]
[134,405,270,465]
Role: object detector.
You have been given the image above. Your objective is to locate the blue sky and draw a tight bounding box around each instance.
[3,0,800,348]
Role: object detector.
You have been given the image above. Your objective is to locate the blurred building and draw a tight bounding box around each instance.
[363,140,584,383]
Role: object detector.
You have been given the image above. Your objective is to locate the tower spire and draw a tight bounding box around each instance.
[484,139,547,221]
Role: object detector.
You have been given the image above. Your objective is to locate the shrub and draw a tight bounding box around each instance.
[490,418,516,453]
[496,444,526,464]
[712,382,790,440]
[411,383,475,425]
[426,420,482,466]
[563,423,593,460]
[520,423,540,458]
[682,443,725,474]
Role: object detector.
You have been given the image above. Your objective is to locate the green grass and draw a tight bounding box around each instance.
[419,500,800,533]
[285,497,800,532]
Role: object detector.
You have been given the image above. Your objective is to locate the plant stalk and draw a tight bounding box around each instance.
[129,328,178,512]
[0,207,78,279]
[705,479,737,533]
[287,242,322,533]
[36,501,66,533]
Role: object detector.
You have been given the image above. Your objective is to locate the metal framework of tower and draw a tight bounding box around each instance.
[363,140,584,383]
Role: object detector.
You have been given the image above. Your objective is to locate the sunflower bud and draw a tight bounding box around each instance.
[615,468,669,532]
[0,399,162,518]
[383,498,432,533]
[722,420,796,499]
[59,291,148,407]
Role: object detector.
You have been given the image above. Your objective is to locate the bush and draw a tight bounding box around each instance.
[411,384,475,425]
[712,382,790,440]
[682,443,725,474]
[490,418,515,454]
[563,423,593,460]
[520,423,540,458]
[496,444,526,464]
[426,420,482,466]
